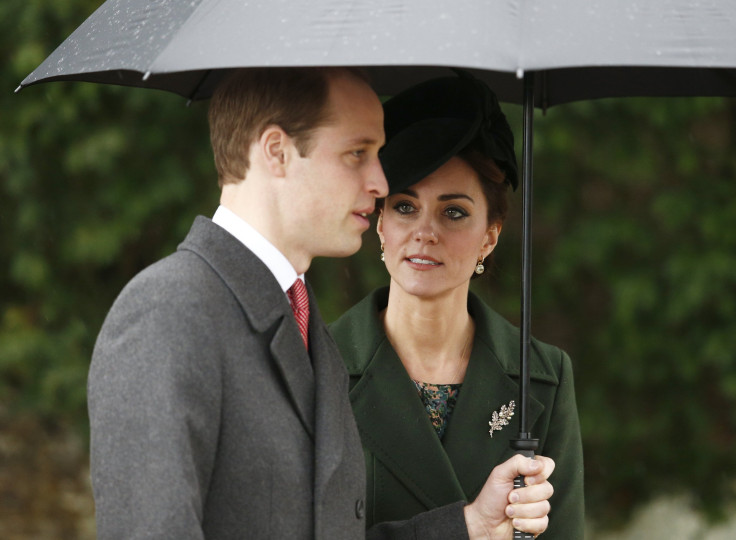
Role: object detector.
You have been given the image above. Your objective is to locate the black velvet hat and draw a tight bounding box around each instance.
[380,71,518,194]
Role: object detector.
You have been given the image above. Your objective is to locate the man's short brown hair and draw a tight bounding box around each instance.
[209,67,369,187]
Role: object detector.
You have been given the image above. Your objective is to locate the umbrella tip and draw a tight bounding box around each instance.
[516,68,524,79]
[14,84,22,94]
[142,71,151,81]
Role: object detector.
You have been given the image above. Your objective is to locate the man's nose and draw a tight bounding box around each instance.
[368,159,389,198]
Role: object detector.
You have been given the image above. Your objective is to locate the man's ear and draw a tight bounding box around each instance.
[259,125,289,177]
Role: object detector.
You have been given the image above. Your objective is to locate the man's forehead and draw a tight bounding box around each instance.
[320,107,384,141]
[325,71,380,109]
[315,120,385,147]
[312,73,382,142]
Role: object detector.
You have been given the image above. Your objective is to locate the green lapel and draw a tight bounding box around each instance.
[442,337,544,500]
[349,338,466,508]
[441,293,548,499]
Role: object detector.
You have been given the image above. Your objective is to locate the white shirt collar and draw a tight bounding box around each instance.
[212,205,303,293]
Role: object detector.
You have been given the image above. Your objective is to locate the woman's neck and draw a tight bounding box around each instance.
[382,281,474,384]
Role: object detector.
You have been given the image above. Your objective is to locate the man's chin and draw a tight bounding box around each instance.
[321,237,363,259]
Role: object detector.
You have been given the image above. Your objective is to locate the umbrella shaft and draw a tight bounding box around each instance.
[519,72,534,436]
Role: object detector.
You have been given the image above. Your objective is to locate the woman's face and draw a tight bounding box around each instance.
[378,156,501,300]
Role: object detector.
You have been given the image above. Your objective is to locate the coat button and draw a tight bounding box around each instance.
[355,498,365,519]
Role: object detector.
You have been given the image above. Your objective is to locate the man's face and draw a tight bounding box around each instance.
[283,73,388,264]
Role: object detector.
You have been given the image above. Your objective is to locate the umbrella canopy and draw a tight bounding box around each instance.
[17,2,736,521]
[17,0,736,105]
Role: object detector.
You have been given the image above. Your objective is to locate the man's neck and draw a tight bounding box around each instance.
[220,180,312,274]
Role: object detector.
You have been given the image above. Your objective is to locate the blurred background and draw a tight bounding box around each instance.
[2,1,736,538]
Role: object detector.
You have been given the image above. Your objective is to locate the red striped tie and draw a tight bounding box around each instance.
[287,279,309,350]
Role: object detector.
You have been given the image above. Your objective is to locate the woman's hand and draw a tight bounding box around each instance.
[463,454,555,539]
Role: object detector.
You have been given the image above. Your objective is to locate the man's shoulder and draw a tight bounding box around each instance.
[103,252,220,330]
[104,217,241,315]
[122,215,267,294]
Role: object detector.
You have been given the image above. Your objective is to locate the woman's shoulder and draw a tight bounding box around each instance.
[468,292,571,385]
[328,287,389,375]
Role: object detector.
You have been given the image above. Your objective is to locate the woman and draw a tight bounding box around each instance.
[330,73,584,538]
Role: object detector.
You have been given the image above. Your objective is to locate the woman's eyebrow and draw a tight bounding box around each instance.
[438,193,474,203]
[397,190,474,203]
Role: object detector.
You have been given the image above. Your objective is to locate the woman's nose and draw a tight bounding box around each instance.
[413,224,438,244]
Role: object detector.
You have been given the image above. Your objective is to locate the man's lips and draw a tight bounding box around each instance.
[353,210,373,226]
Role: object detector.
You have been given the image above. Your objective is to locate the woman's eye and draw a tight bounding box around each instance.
[351,149,365,158]
[445,207,468,220]
[393,202,415,214]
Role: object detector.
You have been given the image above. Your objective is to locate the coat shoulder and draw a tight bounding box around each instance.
[330,288,571,387]
[469,292,568,386]
[328,288,389,376]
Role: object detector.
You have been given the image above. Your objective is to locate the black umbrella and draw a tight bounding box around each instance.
[16,0,736,104]
[17,0,736,535]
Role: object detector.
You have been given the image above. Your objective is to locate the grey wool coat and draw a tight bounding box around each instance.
[89,217,468,540]
[88,216,366,539]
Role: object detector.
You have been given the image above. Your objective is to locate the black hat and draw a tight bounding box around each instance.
[380,71,518,194]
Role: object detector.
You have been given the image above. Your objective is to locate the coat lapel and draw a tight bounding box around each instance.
[179,216,315,438]
[309,286,347,497]
[442,293,547,499]
[350,338,466,508]
[442,338,544,499]
[268,317,316,439]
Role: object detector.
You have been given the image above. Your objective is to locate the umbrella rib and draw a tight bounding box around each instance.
[186,70,214,105]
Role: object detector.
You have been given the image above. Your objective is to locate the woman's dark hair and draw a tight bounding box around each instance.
[458,147,509,226]
[458,147,509,279]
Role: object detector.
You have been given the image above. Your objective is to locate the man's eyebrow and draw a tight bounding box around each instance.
[347,136,384,146]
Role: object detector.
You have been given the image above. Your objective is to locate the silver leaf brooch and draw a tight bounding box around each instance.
[488,400,515,438]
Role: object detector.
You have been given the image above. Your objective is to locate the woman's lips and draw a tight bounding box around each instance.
[406,256,441,268]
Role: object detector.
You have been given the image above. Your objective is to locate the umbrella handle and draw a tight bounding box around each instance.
[512,449,536,539]
[511,439,538,539]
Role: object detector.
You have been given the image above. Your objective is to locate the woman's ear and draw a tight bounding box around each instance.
[376,209,385,244]
[481,222,502,258]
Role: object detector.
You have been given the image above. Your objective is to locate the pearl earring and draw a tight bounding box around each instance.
[380,243,385,262]
[475,256,485,275]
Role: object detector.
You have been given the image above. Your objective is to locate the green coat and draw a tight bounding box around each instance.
[329,287,584,539]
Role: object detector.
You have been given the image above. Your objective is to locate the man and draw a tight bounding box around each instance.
[88,67,553,539]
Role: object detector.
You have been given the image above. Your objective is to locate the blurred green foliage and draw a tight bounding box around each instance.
[1,0,217,428]
[2,0,736,532]
[531,97,736,525]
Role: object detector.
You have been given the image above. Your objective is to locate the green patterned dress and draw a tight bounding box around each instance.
[412,380,462,439]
